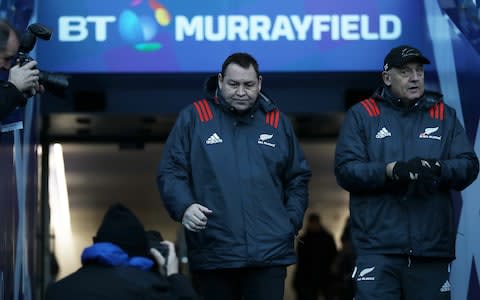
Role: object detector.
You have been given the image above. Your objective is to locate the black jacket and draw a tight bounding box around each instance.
[335,87,479,259]
[157,76,311,270]
[0,80,26,122]
[45,265,197,300]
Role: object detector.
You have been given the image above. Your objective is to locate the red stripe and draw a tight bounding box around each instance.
[435,104,439,119]
[439,102,444,121]
[202,99,213,120]
[266,111,271,125]
[361,101,374,117]
[365,100,378,117]
[193,102,205,122]
[197,101,210,122]
[429,107,434,118]
[274,110,280,128]
[368,98,380,116]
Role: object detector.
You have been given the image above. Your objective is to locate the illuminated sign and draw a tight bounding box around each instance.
[36,0,431,72]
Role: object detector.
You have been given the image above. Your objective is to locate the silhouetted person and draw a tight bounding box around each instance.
[45,203,197,300]
[293,213,337,300]
[331,217,355,300]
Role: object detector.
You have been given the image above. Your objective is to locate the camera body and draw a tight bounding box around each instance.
[146,230,170,260]
[18,23,69,94]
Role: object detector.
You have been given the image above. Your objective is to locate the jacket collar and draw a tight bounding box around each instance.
[373,86,442,111]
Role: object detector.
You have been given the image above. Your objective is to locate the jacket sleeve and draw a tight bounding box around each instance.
[334,108,388,193]
[166,274,198,299]
[156,109,195,222]
[0,81,27,122]
[282,116,312,232]
[440,114,479,190]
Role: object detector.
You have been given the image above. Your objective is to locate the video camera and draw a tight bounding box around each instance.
[17,23,69,95]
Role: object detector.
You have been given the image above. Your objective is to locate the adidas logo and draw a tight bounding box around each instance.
[376,127,391,139]
[440,280,451,292]
[206,133,223,145]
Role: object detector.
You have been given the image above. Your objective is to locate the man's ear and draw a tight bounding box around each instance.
[382,71,391,87]
[217,73,223,88]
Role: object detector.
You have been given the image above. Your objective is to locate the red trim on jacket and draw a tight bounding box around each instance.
[428,102,444,121]
[194,99,214,122]
[361,98,380,117]
[266,109,280,128]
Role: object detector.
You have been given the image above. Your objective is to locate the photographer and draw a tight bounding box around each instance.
[45,203,197,300]
[0,20,42,122]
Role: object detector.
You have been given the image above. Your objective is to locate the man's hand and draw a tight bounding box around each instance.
[150,241,178,276]
[8,60,41,98]
[182,203,212,232]
[408,157,441,196]
[391,161,414,182]
[408,157,441,179]
[390,158,441,182]
[388,158,442,196]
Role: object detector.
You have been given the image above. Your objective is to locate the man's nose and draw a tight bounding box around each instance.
[236,86,246,95]
[410,71,420,81]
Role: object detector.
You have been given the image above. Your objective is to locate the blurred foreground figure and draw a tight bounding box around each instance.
[45,203,197,300]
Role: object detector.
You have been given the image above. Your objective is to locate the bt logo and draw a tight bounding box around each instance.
[58,0,171,52]
[118,0,171,51]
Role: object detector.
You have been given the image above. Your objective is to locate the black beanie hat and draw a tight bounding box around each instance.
[94,203,149,258]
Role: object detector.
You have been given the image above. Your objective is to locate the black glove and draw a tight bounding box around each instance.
[407,157,441,180]
[392,161,415,183]
[407,157,442,197]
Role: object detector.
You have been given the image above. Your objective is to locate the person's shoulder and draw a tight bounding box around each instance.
[423,91,459,119]
[177,98,217,120]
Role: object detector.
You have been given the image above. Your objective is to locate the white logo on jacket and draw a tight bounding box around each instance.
[375,127,391,139]
[206,133,223,144]
[258,134,276,148]
[357,266,376,281]
[440,280,451,292]
[419,127,442,140]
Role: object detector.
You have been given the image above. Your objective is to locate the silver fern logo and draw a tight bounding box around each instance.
[419,127,442,140]
[357,266,375,281]
[258,134,276,148]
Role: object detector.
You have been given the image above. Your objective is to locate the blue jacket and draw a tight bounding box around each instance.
[157,78,311,270]
[335,87,478,259]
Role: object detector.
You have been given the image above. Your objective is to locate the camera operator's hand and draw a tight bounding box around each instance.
[150,241,179,276]
[8,60,41,98]
[182,203,212,232]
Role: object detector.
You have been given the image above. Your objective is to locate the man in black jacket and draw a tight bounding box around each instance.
[335,45,478,300]
[45,203,197,300]
[0,20,41,122]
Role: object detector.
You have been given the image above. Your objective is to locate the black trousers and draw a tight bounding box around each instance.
[354,254,451,300]
[191,266,287,300]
